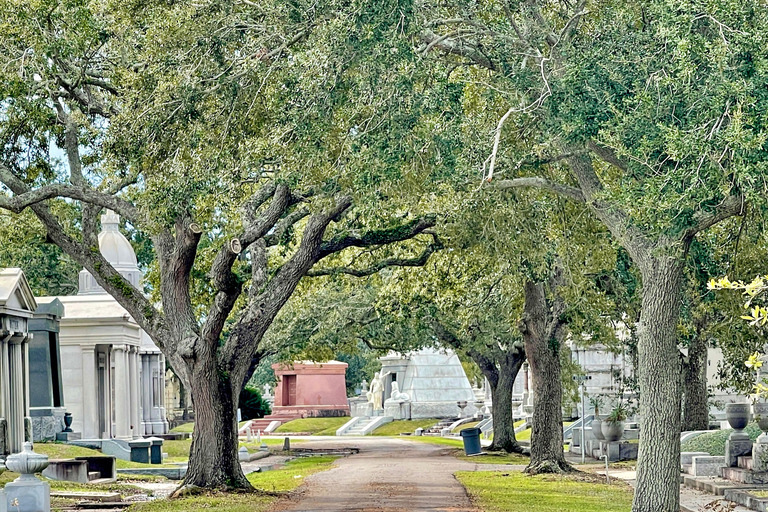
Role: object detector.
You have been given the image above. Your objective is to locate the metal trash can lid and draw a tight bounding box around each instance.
[460,427,481,437]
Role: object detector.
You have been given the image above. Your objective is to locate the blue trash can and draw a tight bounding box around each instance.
[460,427,482,455]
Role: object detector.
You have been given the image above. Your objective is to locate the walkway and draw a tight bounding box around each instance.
[270,437,486,512]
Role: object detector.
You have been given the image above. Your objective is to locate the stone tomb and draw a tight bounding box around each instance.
[270,361,350,419]
[0,268,36,459]
[28,299,66,442]
[37,210,169,440]
[379,348,478,419]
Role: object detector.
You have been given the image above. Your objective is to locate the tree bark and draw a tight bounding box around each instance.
[180,359,249,492]
[682,330,709,432]
[519,279,572,474]
[632,258,684,512]
[488,353,525,453]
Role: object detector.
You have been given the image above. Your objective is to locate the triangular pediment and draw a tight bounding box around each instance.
[0,268,38,314]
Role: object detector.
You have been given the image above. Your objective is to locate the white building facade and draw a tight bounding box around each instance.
[37,211,168,440]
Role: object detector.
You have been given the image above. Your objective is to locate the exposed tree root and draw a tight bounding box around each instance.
[524,459,575,475]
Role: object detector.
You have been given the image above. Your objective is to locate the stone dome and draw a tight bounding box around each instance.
[98,210,138,268]
[78,210,142,295]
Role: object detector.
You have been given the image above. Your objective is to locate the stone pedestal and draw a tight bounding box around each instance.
[5,476,50,512]
[127,439,151,464]
[147,438,164,465]
[384,401,411,420]
[754,433,768,472]
[726,432,753,467]
[54,432,81,442]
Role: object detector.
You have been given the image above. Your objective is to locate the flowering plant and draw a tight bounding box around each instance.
[746,352,768,401]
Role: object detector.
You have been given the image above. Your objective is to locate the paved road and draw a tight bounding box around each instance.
[270,437,484,512]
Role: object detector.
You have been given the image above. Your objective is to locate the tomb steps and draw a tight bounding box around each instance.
[740,456,755,471]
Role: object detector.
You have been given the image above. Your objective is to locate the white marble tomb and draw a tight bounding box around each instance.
[37,211,168,440]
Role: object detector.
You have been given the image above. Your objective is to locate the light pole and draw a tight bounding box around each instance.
[573,374,592,464]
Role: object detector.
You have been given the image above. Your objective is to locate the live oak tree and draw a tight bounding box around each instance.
[418,1,768,509]
[0,0,452,491]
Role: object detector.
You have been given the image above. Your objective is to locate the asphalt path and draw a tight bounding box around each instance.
[270,437,488,512]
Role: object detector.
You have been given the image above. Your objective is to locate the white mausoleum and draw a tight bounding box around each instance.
[37,211,168,440]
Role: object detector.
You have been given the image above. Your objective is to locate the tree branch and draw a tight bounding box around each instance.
[419,29,496,70]
[684,195,745,240]
[315,214,437,260]
[490,177,585,202]
[307,233,443,277]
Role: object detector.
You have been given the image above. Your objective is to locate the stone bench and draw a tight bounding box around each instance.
[42,456,116,484]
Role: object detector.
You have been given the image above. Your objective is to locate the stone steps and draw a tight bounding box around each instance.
[87,471,101,481]
[720,467,768,484]
[740,456,755,471]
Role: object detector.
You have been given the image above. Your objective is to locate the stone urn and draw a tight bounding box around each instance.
[63,412,73,433]
[601,420,625,442]
[755,402,768,433]
[4,442,49,479]
[726,403,752,431]
[591,417,606,441]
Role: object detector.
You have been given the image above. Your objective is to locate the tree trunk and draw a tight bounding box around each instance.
[682,331,709,432]
[632,258,684,512]
[520,280,571,474]
[177,358,251,493]
[488,353,525,453]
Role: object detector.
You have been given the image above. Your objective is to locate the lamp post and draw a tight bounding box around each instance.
[573,374,592,464]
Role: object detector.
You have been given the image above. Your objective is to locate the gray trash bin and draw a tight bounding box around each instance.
[460,427,482,455]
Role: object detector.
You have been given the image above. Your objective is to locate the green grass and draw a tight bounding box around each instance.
[170,422,195,433]
[514,419,526,428]
[124,455,340,512]
[371,418,440,436]
[457,471,633,512]
[680,424,762,455]
[32,442,181,470]
[273,417,350,435]
[453,449,530,465]
[248,455,339,492]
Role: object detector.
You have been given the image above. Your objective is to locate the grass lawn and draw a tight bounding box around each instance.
[32,443,179,470]
[170,422,195,433]
[457,471,633,512]
[273,417,350,435]
[371,418,440,436]
[127,456,339,512]
[453,449,529,465]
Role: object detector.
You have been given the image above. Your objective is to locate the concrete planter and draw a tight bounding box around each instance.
[726,403,751,431]
[754,402,768,433]
[591,417,606,441]
[601,420,624,442]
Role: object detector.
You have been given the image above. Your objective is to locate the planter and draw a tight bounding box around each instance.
[591,417,605,441]
[63,412,73,433]
[726,403,752,431]
[755,402,768,433]
[601,420,625,442]
[4,442,49,477]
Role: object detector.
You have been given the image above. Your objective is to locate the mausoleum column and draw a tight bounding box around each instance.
[0,334,10,422]
[129,348,141,439]
[8,336,25,453]
[141,355,150,434]
[113,345,130,439]
[80,347,98,438]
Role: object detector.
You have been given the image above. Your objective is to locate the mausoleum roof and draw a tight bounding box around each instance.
[98,210,138,268]
[37,295,136,322]
[0,267,37,314]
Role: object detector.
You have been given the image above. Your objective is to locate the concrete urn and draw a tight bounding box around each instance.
[4,443,49,478]
[601,420,625,443]
[591,417,606,441]
[754,402,768,433]
[726,403,751,431]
